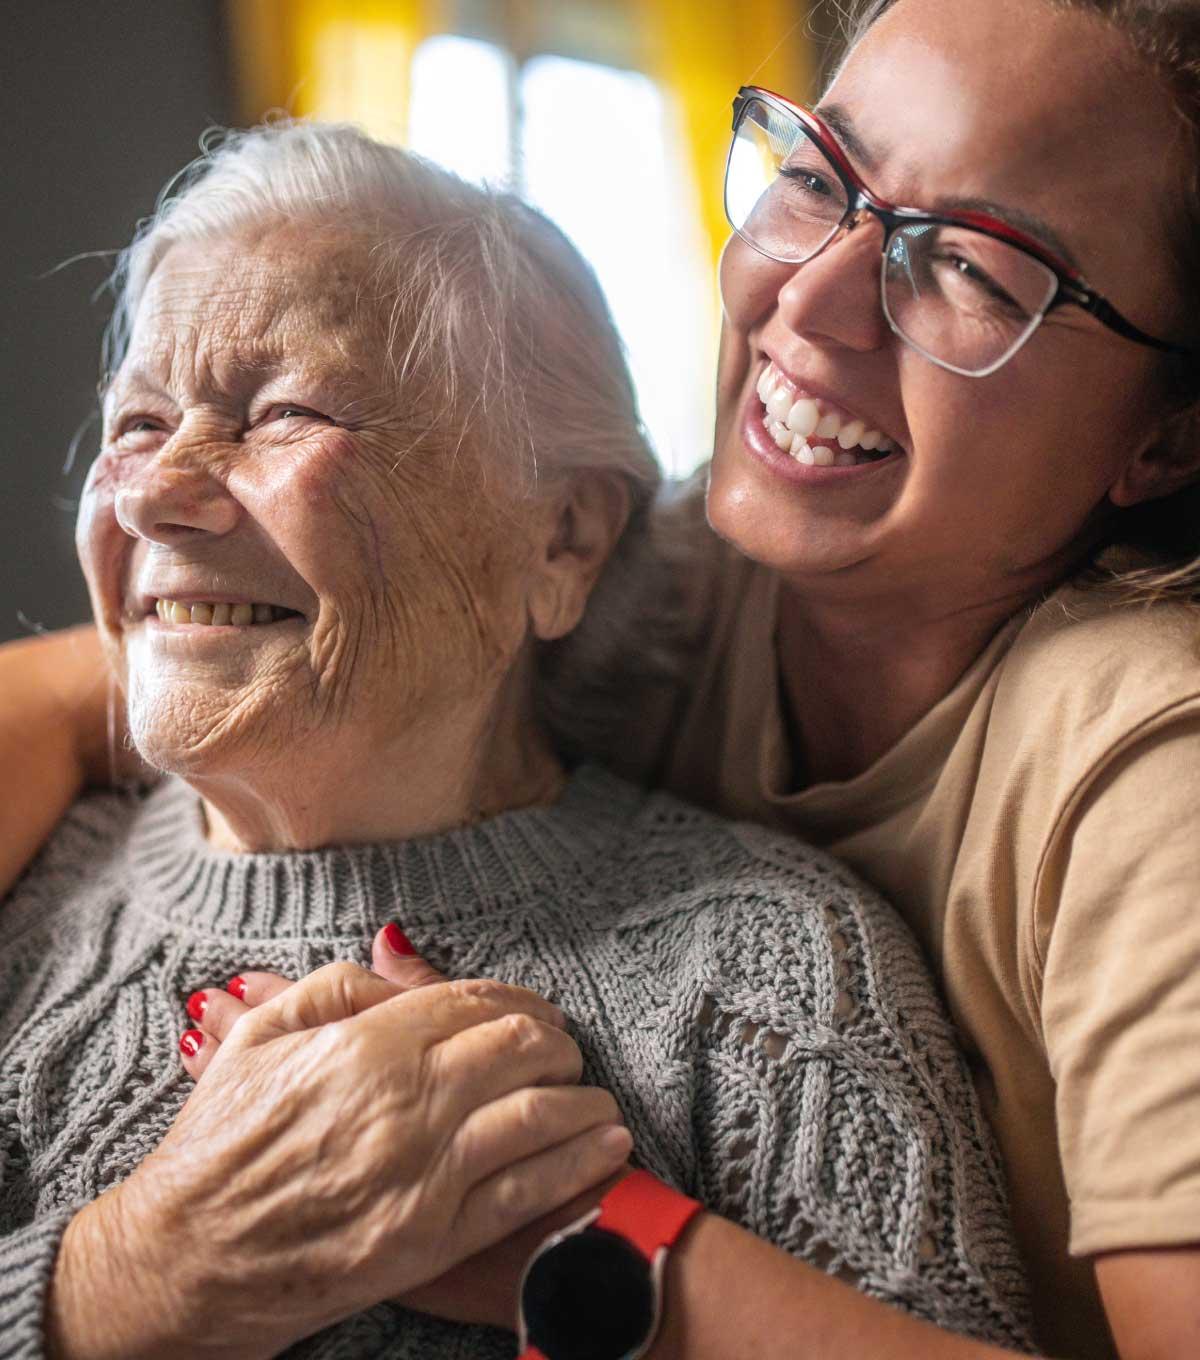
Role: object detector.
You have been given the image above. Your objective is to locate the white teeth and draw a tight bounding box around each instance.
[765,386,793,422]
[785,397,820,439]
[837,419,865,450]
[758,363,896,459]
[796,441,815,466]
[154,599,286,627]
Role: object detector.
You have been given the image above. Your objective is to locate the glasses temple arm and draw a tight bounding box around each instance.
[1060,283,1191,356]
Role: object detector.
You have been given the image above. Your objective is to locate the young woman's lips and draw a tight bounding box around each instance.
[738,389,904,487]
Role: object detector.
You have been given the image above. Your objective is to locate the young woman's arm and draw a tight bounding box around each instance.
[0,625,117,895]
[653,1220,1200,1360]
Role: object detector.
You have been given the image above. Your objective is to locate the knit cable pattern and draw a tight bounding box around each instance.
[0,768,1034,1357]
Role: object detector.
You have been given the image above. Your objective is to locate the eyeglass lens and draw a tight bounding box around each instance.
[726,96,1060,375]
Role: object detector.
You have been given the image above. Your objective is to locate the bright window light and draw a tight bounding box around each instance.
[406,39,715,478]
[408,35,513,186]
[520,55,714,477]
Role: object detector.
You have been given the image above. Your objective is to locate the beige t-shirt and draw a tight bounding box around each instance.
[606,483,1200,1359]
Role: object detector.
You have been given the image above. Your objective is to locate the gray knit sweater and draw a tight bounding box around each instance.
[0,767,1033,1358]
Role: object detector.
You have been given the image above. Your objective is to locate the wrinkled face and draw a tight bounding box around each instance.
[710,0,1186,604]
[78,228,541,777]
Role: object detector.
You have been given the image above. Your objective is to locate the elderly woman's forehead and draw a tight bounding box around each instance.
[140,232,385,337]
[120,231,392,383]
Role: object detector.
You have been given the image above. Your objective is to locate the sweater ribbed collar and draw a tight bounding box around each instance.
[124,765,644,940]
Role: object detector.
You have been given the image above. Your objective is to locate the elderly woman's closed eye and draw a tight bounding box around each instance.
[3,124,1031,1360]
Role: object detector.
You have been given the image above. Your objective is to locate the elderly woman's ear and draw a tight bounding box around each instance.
[525,471,632,641]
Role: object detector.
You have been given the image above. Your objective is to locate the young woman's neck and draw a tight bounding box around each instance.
[774,576,1041,787]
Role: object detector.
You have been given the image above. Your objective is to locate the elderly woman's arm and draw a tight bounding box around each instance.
[18,962,629,1360]
[0,627,115,896]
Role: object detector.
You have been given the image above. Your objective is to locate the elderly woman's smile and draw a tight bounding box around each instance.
[78,226,562,852]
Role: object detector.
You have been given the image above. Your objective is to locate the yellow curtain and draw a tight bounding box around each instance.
[225,0,444,140]
[226,0,812,271]
[636,1,814,287]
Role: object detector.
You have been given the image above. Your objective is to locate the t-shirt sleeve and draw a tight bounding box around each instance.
[1038,714,1200,1256]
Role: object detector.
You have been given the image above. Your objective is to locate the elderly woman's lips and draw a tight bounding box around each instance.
[150,598,302,627]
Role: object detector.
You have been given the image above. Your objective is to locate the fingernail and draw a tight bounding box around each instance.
[185,990,208,1022]
[179,1029,204,1058]
[383,923,417,957]
[226,976,247,1000]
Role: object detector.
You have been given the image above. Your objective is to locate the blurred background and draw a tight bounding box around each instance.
[2,0,833,644]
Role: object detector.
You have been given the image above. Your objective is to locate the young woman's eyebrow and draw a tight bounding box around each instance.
[814,102,882,174]
[930,194,1082,272]
[817,103,1082,273]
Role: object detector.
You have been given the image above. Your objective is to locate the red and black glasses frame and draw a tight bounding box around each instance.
[728,86,1190,361]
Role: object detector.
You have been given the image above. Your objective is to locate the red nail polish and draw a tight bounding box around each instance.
[383,923,417,957]
[227,976,247,1000]
[179,1029,204,1058]
[186,991,208,1022]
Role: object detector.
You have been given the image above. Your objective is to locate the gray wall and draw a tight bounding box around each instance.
[2,1,231,643]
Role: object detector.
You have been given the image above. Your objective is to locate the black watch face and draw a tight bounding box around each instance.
[521,1227,655,1360]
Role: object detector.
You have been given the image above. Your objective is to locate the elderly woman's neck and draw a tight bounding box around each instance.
[191,710,566,854]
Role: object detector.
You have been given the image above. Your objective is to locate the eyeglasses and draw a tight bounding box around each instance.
[724,86,1191,378]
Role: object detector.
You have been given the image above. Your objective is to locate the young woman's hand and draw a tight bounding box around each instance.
[47,956,631,1360]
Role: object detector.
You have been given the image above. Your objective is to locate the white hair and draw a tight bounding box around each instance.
[103,120,689,759]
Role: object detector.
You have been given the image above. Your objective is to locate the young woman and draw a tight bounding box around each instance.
[5,0,1200,1356]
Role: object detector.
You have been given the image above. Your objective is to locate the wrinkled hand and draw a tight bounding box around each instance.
[53,950,630,1360]
[179,927,633,1333]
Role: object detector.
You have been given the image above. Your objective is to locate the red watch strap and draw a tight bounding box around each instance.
[593,1170,702,1261]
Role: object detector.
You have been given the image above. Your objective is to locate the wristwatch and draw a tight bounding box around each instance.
[516,1170,702,1360]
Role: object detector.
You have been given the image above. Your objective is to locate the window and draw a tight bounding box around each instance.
[405,36,714,477]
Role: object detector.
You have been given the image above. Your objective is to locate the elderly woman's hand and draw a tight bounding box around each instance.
[47,959,631,1360]
[176,926,632,1334]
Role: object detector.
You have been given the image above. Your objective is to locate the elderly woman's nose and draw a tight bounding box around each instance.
[114,461,240,545]
[776,214,889,354]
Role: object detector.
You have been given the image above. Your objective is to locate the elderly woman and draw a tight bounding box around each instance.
[0,122,1031,1360]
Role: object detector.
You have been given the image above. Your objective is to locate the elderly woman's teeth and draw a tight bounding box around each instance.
[154,599,288,626]
[756,362,895,467]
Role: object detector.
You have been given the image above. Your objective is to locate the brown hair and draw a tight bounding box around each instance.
[835,0,1200,606]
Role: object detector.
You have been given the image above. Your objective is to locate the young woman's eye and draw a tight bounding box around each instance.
[932,252,1022,312]
[781,166,835,198]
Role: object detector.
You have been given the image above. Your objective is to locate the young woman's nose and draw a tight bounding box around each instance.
[775,211,890,354]
[113,442,240,546]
